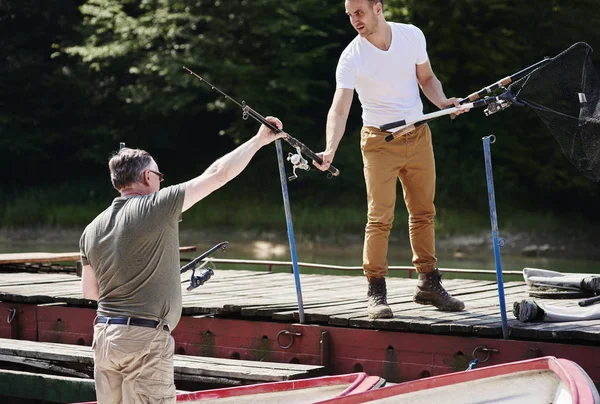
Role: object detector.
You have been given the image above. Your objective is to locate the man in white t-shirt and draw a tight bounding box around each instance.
[315,0,467,318]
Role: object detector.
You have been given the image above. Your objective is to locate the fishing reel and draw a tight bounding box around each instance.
[180,241,227,291]
[187,260,215,291]
[287,146,310,181]
[484,89,522,117]
[484,98,512,116]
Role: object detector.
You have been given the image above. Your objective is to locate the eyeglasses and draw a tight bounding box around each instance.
[148,169,165,183]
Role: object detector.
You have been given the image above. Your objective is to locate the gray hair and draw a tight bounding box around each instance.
[108,148,153,190]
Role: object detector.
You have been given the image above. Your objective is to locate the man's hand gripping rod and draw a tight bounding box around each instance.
[183,67,340,180]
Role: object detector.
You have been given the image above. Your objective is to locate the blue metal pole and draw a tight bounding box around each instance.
[275,139,305,323]
[482,135,509,339]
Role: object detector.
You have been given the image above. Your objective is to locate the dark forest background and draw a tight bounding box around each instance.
[1,0,599,235]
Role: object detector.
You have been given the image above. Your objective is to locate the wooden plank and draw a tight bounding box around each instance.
[0,246,197,265]
[328,280,499,329]
[0,338,323,383]
[1,270,600,343]
[332,283,520,332]
[0,253,83,265]
[510,311,600,342]
[0,354,91,378]
[390,284,528,335]
[0,369,96,402]
[0,272,78,287]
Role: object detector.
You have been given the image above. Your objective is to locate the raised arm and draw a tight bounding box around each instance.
[314,88,354,171]
[182,117,285,212]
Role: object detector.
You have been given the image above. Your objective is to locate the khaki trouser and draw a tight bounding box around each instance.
[361,124,437,279]
[93,322,176,404]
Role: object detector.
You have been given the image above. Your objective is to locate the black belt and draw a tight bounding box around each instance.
[97,316,169,331]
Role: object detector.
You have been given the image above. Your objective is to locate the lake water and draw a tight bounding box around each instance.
[2,228,598,281]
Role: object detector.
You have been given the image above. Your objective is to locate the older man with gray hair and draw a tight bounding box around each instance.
[80,117,285,403]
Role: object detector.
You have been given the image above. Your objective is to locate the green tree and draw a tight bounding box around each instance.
[2,0,599,225]
[60,0,360,198]
[385,0,600,214]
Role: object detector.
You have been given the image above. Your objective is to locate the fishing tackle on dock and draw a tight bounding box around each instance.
[180,241,228,291]
[183,67,340,181]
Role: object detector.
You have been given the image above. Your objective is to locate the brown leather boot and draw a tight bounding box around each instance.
[413,269,465,311]
[367,277,393,319]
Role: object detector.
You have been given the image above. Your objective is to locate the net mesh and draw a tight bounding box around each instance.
[508,42,600,182]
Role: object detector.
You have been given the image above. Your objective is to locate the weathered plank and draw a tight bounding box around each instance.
[1,270,600,343]
[0,246,196,265]
[0,338,324,383]
[0,369,97,402]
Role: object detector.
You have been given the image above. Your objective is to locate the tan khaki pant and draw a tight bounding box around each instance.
[361,124,437,278]
[93,323,176,404]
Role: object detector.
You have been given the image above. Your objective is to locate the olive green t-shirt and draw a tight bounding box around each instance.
[79,184,186,329]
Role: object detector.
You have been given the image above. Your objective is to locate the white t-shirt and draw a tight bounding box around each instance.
[336,22,429,128]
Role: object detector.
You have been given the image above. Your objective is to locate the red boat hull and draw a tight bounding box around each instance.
[322,357,600,403]
[76,372,385,403]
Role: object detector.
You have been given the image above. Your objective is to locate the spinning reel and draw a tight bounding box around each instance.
[483,89,522,116]
[187,260,215,291]
[180,241,228,291]
[286,146,310,181]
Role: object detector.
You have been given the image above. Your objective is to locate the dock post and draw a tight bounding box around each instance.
[482,135,509,339]
[275,140,305,323]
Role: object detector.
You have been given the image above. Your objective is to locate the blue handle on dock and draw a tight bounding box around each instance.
[483,135,509,339]
[275,139,305,323]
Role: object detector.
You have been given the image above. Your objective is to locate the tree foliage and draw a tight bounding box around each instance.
[1,0,599,217]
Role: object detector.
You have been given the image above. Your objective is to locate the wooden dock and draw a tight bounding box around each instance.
[0,268,597,342]
[2,265,600,394]
[0,337,324,402]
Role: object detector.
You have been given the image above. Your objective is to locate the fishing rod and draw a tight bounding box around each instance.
[183,67,340,180]
[180,241,228,291]
[380,56,552,142]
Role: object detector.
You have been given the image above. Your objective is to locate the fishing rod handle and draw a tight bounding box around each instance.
[381,93,476,132]
[382,86,498,134]
[461,77,512,102]
[383,99,488,142]
[285,134,340,177]
[384,124,416,142]
[380,96,470,132]
[379,119,406,132]
[462,58,551,103]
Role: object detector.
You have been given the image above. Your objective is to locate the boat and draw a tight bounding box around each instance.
[320,356,600,403]
[75,372,386,403]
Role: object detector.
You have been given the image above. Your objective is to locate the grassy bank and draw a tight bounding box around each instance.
[1,187,598,241]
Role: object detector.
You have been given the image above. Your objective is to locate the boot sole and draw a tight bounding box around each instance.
[368,312,394,319]
[367,308,394,319]
[413,297,465,312]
